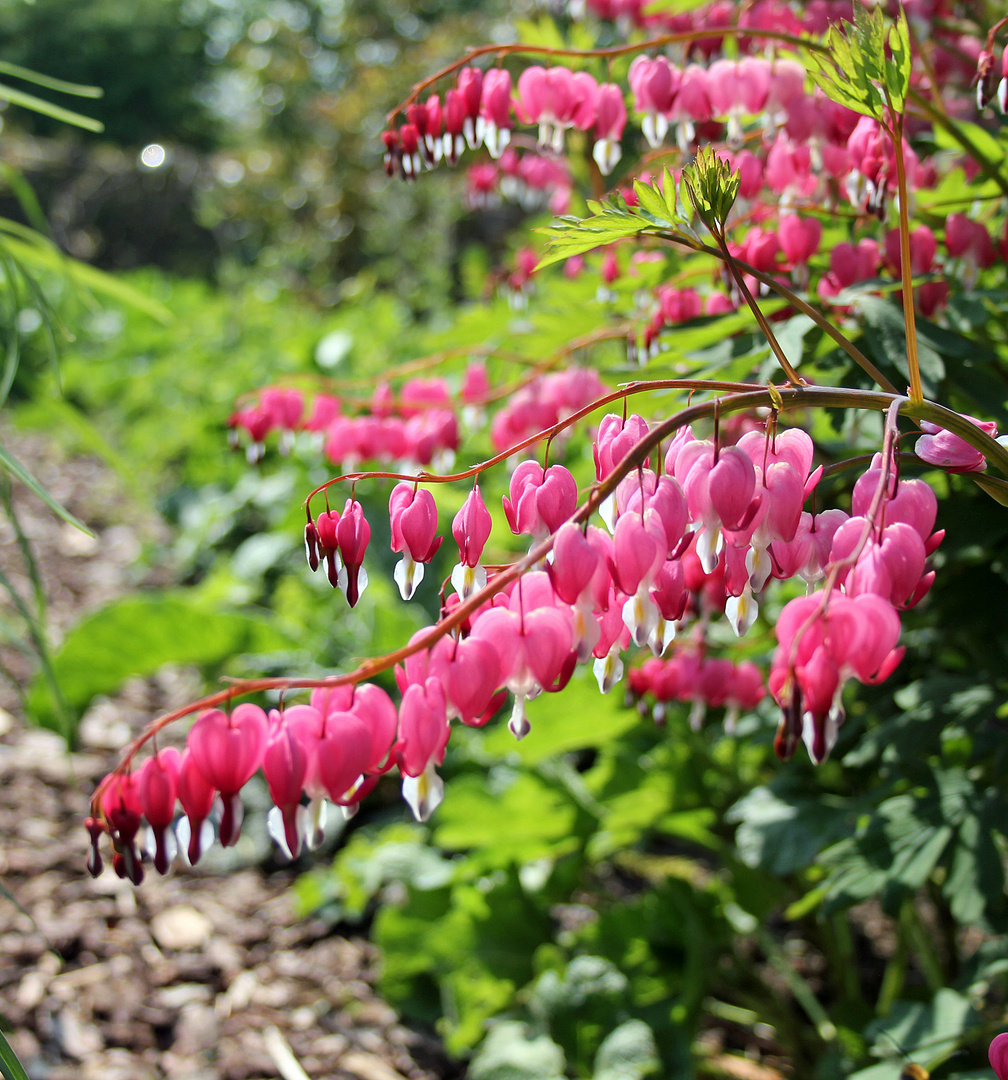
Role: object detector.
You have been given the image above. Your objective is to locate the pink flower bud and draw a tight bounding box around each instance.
[187,703,268,847]
[989,1033,1008,1080]
[137,748,182,875]
[397,678,450,778]
[337,499,371,606]
[177,749,216,865]
[263,718,311,859]
[915,417,996,473]
[317,711,373,803]
[453,484,492,567]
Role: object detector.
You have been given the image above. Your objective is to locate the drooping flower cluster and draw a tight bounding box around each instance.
[768,448,943,763]
[229,373,471,471]
[90,392,961,884]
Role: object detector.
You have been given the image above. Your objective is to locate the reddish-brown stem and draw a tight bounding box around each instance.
[386,28,827,123]
[304,377,764,510]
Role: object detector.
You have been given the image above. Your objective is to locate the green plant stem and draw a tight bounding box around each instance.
[890,111,924,405]
[663,233,898,393]
[903,901,946,993]
[755,927,837,1043]
[823,913,861,1009]
[876,918,908,1016]
[709,225,803,387]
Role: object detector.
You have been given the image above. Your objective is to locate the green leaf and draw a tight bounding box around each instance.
[537,209,651,270]
[0,441,93,535]
[478,669,643,764]
[805,5,908,119]
[469,1021,566,1080]
[864,988,976,1072]
[821,789,955,912]
[729,784,855,875]
[857,296,944,397]
[593,1020,660,1080]
[26,592,298,734]
[631,171,683,229]
[0,1030,30,1080]
[884,6,911,110]
[431,771,582,863]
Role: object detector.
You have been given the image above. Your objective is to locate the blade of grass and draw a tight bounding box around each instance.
[0,163,50,236]
[0,442,93,536]
[0,80,103,131]
[0,563,70,741]
[0,1027,31,1080]
[0,62,102,98]
[0,232,171,323]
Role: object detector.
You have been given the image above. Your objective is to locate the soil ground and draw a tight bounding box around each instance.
[0,431,454,1080]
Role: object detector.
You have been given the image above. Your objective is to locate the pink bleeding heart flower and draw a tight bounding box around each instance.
[595,413,649,482]
[915,416,997,473]
[503,461,577,539]
[316,710,373,804]
[470,590,573,738]
[101,772,144,885]
[452,484,493,599]
[443,636,502,726]
[453,485,492,566]
[778,215,822,284]
[263,716,311,859]
[480,68,513,158]
[610,511,663,596]
[397,678,450,779]
[187,703,268,847]
[709,446,757,531]
[551,521,600,605]
[177,749,216,865]
[337,498,371,607]
[593,83,626,175]
[989,1033,1008,1080]
[389,483,443,600]
[351,683,400,773]
[314,508,342,587]
[137,748,182,875]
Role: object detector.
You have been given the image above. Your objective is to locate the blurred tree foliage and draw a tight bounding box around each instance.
[0,0,509,305]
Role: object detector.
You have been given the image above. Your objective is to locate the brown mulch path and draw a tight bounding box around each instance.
[0,431,453,1080]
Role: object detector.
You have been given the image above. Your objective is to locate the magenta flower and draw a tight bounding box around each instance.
[990,1033,1008,1079]
[915,416,998,473]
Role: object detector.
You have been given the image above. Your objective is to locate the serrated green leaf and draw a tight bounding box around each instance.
[632,178,676,226]
[886,7,912,110]
[536,213,650,269]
